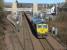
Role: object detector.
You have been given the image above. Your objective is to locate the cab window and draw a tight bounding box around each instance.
[37,25,42,28]
[43,25,48,28]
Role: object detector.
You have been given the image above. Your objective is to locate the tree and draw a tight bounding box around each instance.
[0,0,5,25]
[0,0,4,16]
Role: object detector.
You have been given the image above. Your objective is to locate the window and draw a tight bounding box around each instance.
[43,25,47,28]
[37,25,42,28]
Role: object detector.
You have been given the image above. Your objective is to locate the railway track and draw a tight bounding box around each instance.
[5,13,34,50]
[20,13,53,50]
[8,13,33,50]
[5,17,24,50]
[25,13,54,50]
[24,14,45,50]
[23,14,52,50]
[9,32,24,50]
[5,13,65,50]
[25,13,65,50]
[22,14,34,50]
[39,39,53,50]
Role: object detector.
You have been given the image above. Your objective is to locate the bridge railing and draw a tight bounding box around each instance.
[4,8,32,11]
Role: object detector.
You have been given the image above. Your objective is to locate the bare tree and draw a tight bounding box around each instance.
[0,0,4,8]
[0,0,4,20]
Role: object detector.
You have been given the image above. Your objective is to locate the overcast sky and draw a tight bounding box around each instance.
[4,0,64,4]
